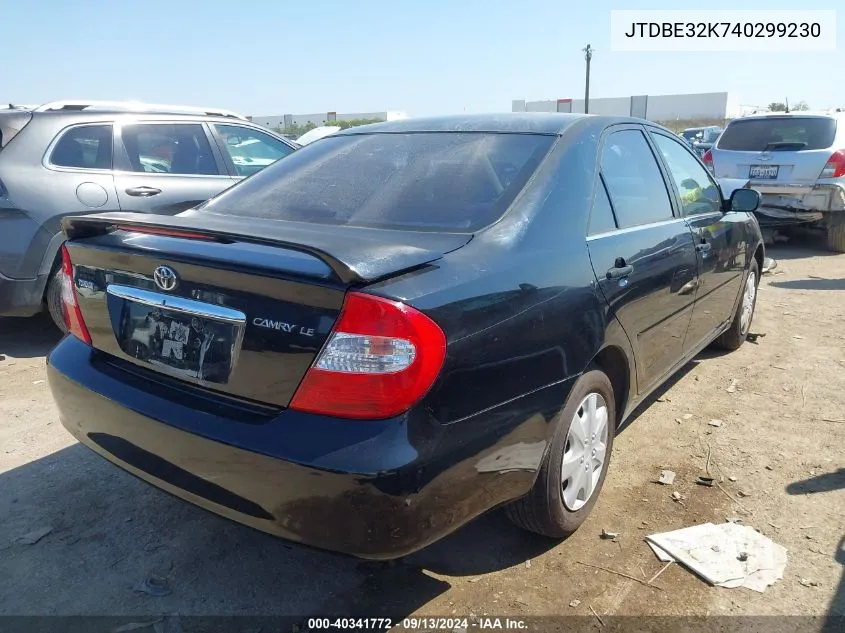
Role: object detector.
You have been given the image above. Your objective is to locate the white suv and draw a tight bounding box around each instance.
[704,111,845,251]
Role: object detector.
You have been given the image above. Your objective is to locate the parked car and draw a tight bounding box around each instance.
[691,127,722,157]
[680,125,721,150]
[0,100,297,330]
[703,111,845,250]
[47,114,764,559]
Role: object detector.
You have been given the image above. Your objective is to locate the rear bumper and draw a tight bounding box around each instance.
[47,336,559,559]
[752,182,845,213]
[0,271,47,317]
[753,207,824,228]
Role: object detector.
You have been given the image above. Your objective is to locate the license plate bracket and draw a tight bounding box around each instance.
[107,285,246,385]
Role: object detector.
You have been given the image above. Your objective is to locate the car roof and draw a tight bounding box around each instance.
[734,111,844,121]
[335,113,591,136]
[32,110,251,125]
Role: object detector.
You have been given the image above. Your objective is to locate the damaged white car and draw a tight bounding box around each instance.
[703,111,845,251]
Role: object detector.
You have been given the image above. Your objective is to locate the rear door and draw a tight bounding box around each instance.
[712,116,837,184]
[113,121,232,215]
[587,126,699,393]
[649,130,743,350]
[209,123,296,180]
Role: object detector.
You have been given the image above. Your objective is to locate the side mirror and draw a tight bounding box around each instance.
[729,188,760,212]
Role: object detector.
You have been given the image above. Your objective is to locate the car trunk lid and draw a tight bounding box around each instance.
[62,212,470,407]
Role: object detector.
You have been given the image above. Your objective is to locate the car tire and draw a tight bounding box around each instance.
[713,258,759,351]
[826,213,845,253]
[45,267,68,334]
[505,369,616,538]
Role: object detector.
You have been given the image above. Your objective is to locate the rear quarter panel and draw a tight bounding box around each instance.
[0,116,122,278]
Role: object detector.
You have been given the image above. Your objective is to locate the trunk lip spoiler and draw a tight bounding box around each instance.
[62,212,473,285]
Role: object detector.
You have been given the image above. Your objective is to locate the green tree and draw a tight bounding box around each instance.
[768,102,787,112]
[791,101,810,111]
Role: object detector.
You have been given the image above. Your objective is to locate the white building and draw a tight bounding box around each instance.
[250,110,408,129]
[513,92,741,122]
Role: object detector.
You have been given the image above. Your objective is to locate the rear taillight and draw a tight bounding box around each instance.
[701,150,714,173]
[819,150,845,178]
[60,244,92,345]
[289,292,446,419]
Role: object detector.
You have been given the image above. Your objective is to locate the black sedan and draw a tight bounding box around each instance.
[47,114,764,559]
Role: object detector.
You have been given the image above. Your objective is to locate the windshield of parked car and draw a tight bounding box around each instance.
[717,117,837,151]
[197,132,555,232]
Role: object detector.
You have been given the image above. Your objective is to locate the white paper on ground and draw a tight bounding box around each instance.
[647,541,674,562]
[645,522,787,593]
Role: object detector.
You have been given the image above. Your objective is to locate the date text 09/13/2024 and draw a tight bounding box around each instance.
[306,618,529,630]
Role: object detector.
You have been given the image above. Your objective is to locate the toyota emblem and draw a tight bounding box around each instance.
[153,265,178,291]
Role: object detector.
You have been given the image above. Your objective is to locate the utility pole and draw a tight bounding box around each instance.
[583,44,593,114]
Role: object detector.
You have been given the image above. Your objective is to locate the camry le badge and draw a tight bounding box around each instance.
[253,317,315,336]
[153,265,178,291]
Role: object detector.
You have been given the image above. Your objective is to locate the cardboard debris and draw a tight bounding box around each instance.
[708,419,724,428]
[645,523,787,593]
[658,470,676,485]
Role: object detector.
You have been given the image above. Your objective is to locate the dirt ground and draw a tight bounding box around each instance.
[1,233,843,630]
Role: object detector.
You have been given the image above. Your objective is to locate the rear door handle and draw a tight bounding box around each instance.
[606,264,634,279]
[125,186,162,197]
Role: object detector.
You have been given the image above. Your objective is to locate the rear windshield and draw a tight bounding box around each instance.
[197,132,555,232]
[717,117,837,151]
[681,129,703,141]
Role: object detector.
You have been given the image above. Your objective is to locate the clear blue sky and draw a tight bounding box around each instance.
[4,0,841,116]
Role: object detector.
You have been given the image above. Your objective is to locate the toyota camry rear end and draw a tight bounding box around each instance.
[46,117,590,559]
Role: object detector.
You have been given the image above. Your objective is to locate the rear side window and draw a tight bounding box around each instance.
[197,132,555,232]
[717,117,837,151]
[50,125,113,169]
[121,123,219,175]
[213,124,294,177]
[600,129,674,228]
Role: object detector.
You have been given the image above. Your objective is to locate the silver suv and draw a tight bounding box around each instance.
[0,101,297,329]
[704,111,845,251]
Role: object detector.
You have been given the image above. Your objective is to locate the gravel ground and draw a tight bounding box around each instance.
[1,234,843,630]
